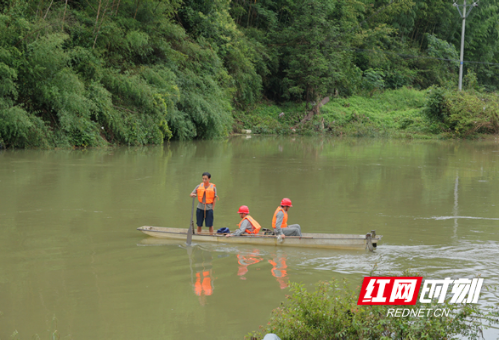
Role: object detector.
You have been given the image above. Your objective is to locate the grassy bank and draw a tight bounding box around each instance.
[234,87,499,139]
[234,87,430,138]
[321,87,429,137]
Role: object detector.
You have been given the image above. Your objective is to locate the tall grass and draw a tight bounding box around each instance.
[235,87,433,138]
[236,87,499,139]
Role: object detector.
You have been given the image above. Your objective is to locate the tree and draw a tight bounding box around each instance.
[271,0,354,106]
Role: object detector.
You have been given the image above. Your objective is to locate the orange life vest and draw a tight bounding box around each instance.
[238,215,262,234]
[272,207,288,229]
[196,183,216,204]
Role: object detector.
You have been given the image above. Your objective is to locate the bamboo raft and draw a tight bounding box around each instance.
[137,226,382,250]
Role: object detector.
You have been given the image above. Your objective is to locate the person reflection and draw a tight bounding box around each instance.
[268,251,288,289]
[237,249,263,280]
[191,247,214,306]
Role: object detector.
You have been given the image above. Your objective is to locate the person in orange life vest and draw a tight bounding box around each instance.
[236,249,263,279]
[272,198,302,238]
[189,172,218,234]
[226,205,262,237]
[269,251,289,289]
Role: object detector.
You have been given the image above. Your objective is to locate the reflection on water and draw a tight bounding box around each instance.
[184,243,291,295]
[269,251,289,289]
[237,249,263,279]
[1,137,499,339]
[189,247,214,306]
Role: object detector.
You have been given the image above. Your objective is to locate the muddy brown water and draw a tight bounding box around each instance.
[1,136,498,339]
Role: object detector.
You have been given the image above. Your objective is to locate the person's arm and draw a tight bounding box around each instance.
[227,220,250,237]
[190,185,199,197]
[274,211,284,236]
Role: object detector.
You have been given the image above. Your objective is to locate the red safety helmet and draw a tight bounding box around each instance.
[280,198,293,207]
[237,205,250,214]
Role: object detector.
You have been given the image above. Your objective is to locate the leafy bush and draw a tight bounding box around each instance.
[362,68,385,92]
[0,102,52,148]
[446,91,499,137]
[426,34,459,69]
[385,68,416,90]
[422,86,448,123]
[422,86,499,136]
[248,273,499,340]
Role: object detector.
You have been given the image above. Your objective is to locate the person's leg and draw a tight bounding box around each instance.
[289,224,302,236]
[282,224,302,236]
[196,208,204,233]
[206,209,214,235]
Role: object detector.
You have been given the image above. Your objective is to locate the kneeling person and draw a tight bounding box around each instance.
[226,206,261,237]
[272,198,302,238]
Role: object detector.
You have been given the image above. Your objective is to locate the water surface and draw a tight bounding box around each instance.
[1,136,498,339]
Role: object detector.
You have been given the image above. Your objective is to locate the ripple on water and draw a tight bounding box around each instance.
[289,241,499,304]
[422,216,499,221]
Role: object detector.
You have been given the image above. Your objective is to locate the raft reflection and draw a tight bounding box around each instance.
[234,249,289,289]
[138,238,292,298]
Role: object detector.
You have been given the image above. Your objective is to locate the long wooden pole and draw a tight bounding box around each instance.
[186,197,195,245]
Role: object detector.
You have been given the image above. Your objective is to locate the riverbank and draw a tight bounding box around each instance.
[233,87,499,139]
[3,86,498,149]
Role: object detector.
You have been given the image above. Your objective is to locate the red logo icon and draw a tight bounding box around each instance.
[357,277,423,305]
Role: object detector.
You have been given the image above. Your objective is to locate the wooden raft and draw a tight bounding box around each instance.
[137,226,382,250]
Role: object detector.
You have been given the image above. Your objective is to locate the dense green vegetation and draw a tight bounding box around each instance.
[235,87,429,137]
[1,0,499,148]
[236,85,499,139]
[248,272,499,339]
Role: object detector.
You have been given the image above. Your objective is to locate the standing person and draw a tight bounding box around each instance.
[226,205,262,237]
[190,172,218,234]
[272,198,302,238]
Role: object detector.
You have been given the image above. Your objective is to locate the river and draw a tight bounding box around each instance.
[1,136,498,339]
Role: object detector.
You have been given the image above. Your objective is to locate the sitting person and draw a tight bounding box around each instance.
[272,198,302,238]
[226,206,262,237]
